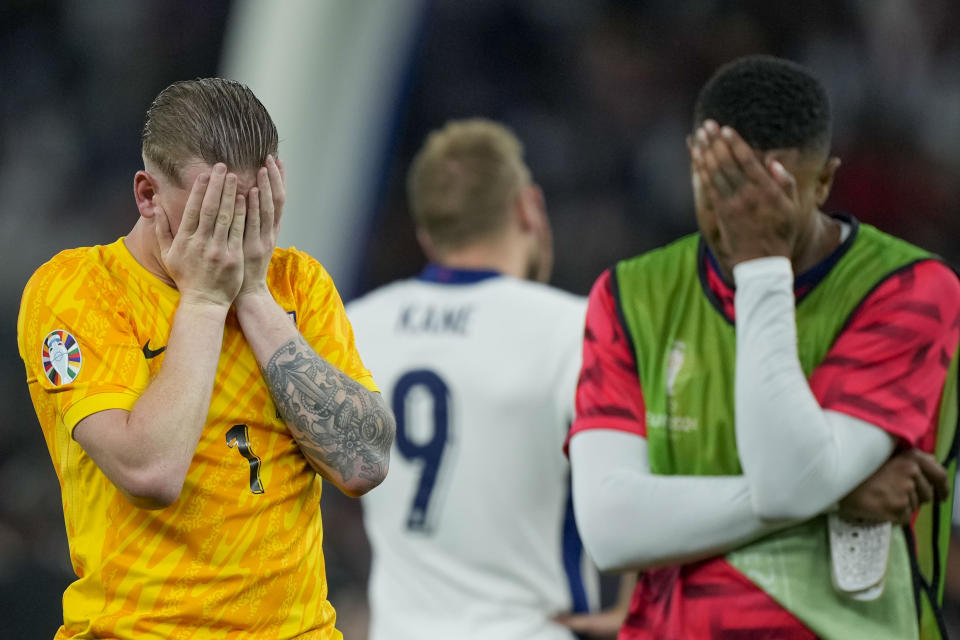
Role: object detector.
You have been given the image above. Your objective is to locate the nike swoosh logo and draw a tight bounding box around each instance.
[142,340,167,359]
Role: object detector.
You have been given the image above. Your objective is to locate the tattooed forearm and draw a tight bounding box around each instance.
[264,336,395,487]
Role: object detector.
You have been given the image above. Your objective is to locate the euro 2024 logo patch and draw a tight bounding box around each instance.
[41,329,81,385]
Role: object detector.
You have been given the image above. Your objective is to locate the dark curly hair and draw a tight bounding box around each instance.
[693,55,831,154]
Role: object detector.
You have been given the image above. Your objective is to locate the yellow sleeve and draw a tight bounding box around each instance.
[292,252,379,393]
[18,256,150,435]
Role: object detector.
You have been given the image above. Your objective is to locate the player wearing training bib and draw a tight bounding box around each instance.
[568,56,958,639]
[349,120,619,640]
[17,79,393,639]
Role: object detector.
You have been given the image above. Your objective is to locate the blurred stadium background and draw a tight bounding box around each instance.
[3,0,960,636]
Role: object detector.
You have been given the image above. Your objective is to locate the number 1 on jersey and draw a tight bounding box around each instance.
[392,369,451,532]
[226,424,265,494]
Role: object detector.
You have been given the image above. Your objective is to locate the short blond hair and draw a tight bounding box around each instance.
[407,119,531,250]
[141,78,278,185]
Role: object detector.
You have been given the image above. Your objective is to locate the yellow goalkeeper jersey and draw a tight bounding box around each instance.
[17,237,377,639]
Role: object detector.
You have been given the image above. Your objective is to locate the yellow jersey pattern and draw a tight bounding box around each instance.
[17,238,377,639]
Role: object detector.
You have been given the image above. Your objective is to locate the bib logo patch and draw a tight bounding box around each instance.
[647,340,699,434]
[41,329,81,385]
[665,340,687,397]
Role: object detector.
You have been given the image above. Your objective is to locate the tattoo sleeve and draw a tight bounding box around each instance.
[263,335,394,484]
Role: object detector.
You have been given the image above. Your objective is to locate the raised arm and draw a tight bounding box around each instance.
[75,165,245,509]
[568,271,787,571]
[234,156,394,497]
[569,269,945,572]
[692,121,955,519]
[239,301,394,496]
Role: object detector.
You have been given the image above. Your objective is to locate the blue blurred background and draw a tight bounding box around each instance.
[3,0,960,636]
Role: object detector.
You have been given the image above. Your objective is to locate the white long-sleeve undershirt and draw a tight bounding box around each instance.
[570,430,780,572]
[732,257,894,519]
[570,254,895,573]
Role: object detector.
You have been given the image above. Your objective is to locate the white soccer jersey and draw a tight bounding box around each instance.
[348,265,597,640]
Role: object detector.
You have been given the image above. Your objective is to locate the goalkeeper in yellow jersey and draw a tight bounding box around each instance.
[17,78,395,639]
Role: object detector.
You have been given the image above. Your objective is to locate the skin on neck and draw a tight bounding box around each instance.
[785,203,842,277]
[696,145,842,282]
[422,227,532,280]
[125,216,172,286]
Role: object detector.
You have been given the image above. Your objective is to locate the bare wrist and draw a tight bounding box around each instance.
[234,286,280,320]
[236,282,272,303]
[176,295,232,319]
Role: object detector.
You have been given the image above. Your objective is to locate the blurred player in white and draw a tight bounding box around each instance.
[349,119,619,639]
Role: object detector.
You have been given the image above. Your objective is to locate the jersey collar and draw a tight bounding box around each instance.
[418,263,503,285]
[699,213,860,323]
[114,237,181,304]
